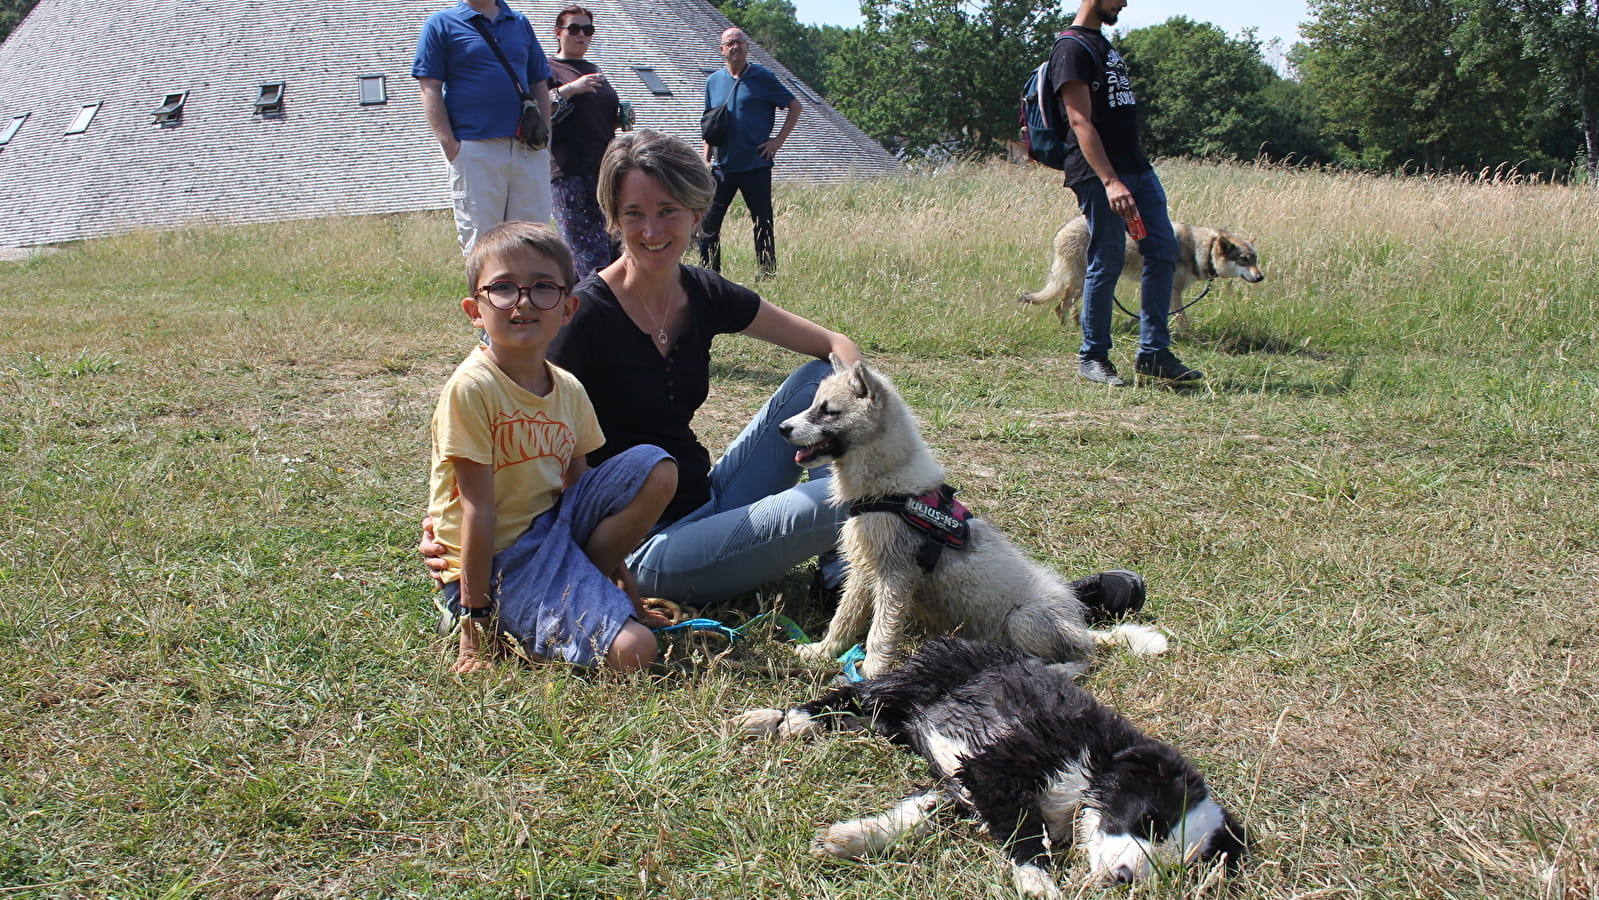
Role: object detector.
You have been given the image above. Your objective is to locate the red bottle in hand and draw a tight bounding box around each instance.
[1125,213,1147,240]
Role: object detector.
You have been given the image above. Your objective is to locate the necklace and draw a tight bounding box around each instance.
[640,297,670,346]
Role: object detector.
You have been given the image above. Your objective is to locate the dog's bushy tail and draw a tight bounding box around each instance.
[1091,623,1170,656]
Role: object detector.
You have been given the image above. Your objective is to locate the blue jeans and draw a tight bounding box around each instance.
[1071,169,1178,358]
[627,359,844,603]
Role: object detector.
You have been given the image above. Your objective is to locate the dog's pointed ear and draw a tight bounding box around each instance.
[848,359,874,399]
[829,352,851,376]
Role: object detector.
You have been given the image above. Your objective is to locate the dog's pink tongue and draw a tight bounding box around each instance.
[794,447,810,465]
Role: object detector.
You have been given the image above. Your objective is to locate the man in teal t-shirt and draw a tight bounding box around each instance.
[697,27,801,279]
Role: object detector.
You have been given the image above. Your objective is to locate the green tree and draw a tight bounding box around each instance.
[1253,75,1334,165]
[0,0,42,44]
[1297,0,1545,173]
[824,0,1066,157]
[1514,0,1599,182]
[1117,19,1276,160]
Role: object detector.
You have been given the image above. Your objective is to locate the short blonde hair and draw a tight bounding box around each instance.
[596,129,716,239]
[465,222,576,294]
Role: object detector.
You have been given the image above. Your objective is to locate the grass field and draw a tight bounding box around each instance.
[2,159,1596,899]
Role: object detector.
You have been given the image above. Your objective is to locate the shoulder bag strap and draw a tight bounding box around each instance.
[710,75,740,112]
[470,15,529,101]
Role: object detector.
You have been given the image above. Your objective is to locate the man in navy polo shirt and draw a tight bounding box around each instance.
[414,0,553,254]
[697,27,801,280]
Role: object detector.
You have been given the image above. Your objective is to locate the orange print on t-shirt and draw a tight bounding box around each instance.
[492,409,576,472]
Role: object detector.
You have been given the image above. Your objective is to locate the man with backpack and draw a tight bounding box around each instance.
[1053,0,1200,385]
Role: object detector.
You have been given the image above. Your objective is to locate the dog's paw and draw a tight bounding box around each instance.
[812,822,872,859]
[857,649,904,679]
[1118,623,1169,656]
[1017,292,1040,305]
[794,641,832,661]
[1093,623,1170,656]
[1011,863,1064,900]
[728,708,832,739]
[727,708,787,738]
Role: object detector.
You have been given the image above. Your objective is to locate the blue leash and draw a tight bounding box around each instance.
[653,612,865,680]
[837,644,866,682]
[652,611,811,646]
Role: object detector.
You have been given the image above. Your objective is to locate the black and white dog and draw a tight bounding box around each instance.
[730,638,1245,895]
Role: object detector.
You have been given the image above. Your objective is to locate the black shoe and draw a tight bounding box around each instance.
[1078,357,1127,386]
[1135,350,1204,382]
[1070,569,1147,625]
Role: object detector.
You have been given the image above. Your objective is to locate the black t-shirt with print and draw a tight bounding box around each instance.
[1048,26,1151,188]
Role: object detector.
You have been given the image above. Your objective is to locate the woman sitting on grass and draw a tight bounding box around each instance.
[427,129,859,606]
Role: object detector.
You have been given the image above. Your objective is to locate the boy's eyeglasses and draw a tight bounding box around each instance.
[476,280,568,310]
[560,23,596,35]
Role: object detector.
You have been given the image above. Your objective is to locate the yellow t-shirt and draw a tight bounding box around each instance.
[426,346,604,583]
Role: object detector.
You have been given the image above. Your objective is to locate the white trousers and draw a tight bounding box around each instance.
[447,137,553,254]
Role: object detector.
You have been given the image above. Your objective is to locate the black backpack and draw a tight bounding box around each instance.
[1020,29,1104,170]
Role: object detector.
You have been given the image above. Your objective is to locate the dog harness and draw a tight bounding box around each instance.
[849,484,971,573]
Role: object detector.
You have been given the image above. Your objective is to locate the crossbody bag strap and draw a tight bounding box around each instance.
[711,76,740,113]
[470,15,529,101]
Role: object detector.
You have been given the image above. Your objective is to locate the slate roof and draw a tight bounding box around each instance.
[0,0,897,249]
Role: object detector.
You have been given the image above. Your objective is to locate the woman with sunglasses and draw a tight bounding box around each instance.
[547,4,627,279]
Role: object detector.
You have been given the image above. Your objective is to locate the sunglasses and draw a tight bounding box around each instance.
[476,280,568,310]
[560,23,595,36]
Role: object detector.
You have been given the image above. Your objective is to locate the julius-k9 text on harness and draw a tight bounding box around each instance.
[848,484,971,573]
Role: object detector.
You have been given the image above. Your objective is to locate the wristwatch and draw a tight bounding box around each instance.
[460,605,492,619]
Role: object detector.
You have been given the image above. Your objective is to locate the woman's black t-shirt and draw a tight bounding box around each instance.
[549,265,761,522]
[548,57,619,179]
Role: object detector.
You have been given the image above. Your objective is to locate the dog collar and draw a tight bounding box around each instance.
[848,484,971,572]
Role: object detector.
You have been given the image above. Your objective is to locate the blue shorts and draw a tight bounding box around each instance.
[442,444,671,666]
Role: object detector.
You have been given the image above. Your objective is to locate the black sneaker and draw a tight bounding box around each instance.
[1078,357,1127,386]
[1069,569,1147,625]
[1135,350,1204,382]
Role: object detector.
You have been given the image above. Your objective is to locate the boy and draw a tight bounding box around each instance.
[427,221,676,673]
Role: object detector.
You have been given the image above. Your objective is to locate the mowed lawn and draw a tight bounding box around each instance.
[1,159,1596,899]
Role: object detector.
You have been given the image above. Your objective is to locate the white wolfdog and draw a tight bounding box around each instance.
[780,357,1168,677]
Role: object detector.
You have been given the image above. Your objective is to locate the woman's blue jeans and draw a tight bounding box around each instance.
[628,359,845,603]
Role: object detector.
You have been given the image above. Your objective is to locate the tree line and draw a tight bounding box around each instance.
[5,0,1590,182]
[714,0,1598,183]
[0,0,38,44]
